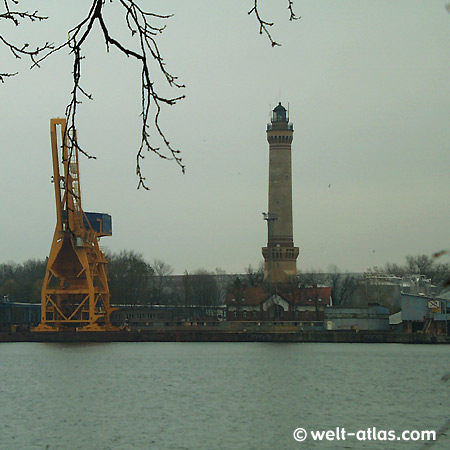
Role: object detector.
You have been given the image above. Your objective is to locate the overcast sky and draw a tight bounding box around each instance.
[1,1,449,274]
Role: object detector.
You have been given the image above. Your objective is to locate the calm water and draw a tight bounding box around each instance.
[0,342,449,450]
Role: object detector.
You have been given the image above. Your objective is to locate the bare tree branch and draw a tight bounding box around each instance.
[31,0,186,189]
[248,0,300,47]
[1,0,298,188]
[288,0,300,21]
[0,71,16,83]
[0,0,53,79]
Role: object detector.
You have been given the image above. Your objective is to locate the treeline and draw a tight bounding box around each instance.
[107,250,233,306]
[328,254,450,308]
[1,252,448,306]
[288,254,450,307]
[0,259,46,303]
[0,251,245,306]
[381,254,450,289]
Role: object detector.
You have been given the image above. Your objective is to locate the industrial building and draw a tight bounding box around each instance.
[325,304,390,331]
[390,292,450,334]
[0,297,40,332]
[110,304,226,330]
[225,286,332,322]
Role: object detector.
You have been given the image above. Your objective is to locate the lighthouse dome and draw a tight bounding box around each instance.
[272,102,288,122]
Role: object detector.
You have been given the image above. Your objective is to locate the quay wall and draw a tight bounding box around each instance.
[0,330,449,344]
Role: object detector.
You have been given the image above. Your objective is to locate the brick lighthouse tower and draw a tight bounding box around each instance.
[262,103,299,284]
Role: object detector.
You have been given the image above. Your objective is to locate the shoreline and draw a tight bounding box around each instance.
[1,330,449,344]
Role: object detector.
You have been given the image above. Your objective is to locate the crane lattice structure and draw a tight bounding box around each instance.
[34,118,119,332]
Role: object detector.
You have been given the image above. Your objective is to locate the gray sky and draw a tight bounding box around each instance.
[1,1,449,274]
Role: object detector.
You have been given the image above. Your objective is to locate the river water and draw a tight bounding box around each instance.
[0,342,449,450]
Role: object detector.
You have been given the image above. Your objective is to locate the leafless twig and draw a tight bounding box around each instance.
[288,0,300,21]
[2,0,298,188]
[0,0,53,81]
[248,0,300,47]
[0,71,16,82]
[32,0,185,189]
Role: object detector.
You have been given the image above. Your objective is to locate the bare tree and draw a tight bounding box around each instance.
[1,1,298,188]
[328,266,359,306]
[107,250,154,305]
[386,254,450,293]
[182,270,193,320]
[189,269,219,308]
[384,262,408,277]
[229,276,246,319]
[244,263,264,287]
[405,254,434,275]
[150,259,174,303]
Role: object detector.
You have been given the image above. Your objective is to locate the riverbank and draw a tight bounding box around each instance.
[1,330,449,344]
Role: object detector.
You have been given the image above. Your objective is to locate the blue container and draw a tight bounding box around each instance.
[84,212,112,236]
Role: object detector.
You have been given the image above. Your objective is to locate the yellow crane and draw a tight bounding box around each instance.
[34,118,119,332]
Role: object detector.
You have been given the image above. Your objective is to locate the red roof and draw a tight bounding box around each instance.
[225,286,267,306]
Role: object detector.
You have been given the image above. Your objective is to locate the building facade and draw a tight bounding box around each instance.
[325,304,391,331]
[392,293,450,334]
[0,298,40,332]
[225,286,332,322]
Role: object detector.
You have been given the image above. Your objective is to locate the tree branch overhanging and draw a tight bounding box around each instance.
[248,0,300,47]
[0,0,53,82]
[1,0,298,188]
[31,0,186,190]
